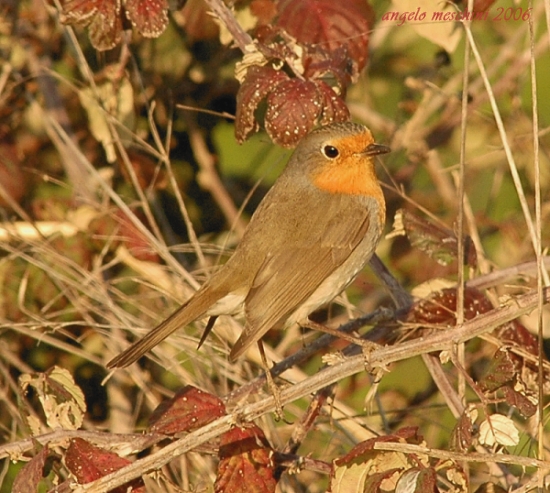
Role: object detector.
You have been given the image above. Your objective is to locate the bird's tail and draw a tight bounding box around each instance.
[107,286,227,368]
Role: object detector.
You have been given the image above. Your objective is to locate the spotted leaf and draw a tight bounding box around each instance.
[215,425,276,493]
[149,385,226,435]
[124,0,169,38]
[65,438,145,492]
[235,65,290,144]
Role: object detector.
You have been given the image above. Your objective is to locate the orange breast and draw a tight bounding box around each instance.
[311,155,385,225]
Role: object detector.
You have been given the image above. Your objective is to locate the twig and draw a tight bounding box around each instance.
[0,430,164,460]
[69,286,550,492]
[369,253,412,310]
[203,0,253,52]
[374,441,550,470]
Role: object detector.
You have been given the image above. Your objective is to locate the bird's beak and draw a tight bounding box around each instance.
[363,143,391,156]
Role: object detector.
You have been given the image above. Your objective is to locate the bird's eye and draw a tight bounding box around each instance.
[322,145,339,159]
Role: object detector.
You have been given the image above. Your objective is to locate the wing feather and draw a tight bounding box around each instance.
[229,186,372,360]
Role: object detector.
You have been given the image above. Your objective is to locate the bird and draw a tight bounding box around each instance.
[107,121,390,368]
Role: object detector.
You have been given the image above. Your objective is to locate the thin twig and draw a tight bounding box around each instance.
[203,0,253,52]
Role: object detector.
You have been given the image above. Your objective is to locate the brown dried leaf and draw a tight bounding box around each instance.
[215,425,276,493]
[303,45,353,93]
[501,386,537,417]
[360,470,401,493]
[149,385,226,435]
[19,367,86,431]
[276,0,374,72]
[124,0,169,38]
[478,348,537,417]
[65,438,145,492]
[450,408,476,452]
[120,150,168,191]
[61,0,110,25]
[335,427,422,465]
[478,348,516,393]
[394,467,438,493]
[12,446,49,493]
[390,209,477,268]
[331,428,426,493]
[89,208,159,262]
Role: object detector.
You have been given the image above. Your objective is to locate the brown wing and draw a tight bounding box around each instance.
[228,184,372,360]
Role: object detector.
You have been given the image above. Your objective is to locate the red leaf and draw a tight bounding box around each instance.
[62,0,123,50]
[124,0,169,38]
[276,0,374,72]
[235,65,290,143]
[149,385,226,435]
[12,446,49,493]
[408,287,493,326]
[263,78,349,147]
[216,425,277,493]
[497,320,539,359]
[316,80,350,125]
[65,438,145,492]
[264,78,321,147]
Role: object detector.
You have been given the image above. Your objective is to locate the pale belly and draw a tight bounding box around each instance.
[284,223,381,328]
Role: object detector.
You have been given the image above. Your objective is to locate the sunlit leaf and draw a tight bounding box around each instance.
[215,425,276,493]
[66,438,145,492]
[479,415,519,447]
[149,385,226,435]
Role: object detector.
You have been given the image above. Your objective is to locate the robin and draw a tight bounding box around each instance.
[107,121,390,368]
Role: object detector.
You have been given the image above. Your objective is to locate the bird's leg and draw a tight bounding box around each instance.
[257,340,284,420]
